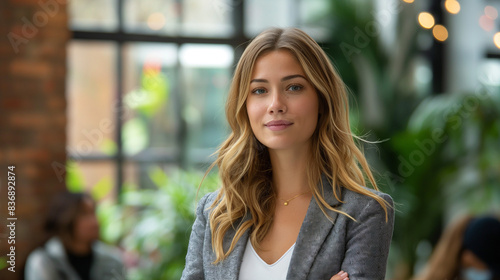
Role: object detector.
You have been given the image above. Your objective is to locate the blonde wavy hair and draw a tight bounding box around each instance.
[205,27,391,263]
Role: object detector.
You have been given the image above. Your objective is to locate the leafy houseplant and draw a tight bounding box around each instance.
[387,88,500,278]
[67,163,219,280]
[314,1,500,278]
[116,168,219,280]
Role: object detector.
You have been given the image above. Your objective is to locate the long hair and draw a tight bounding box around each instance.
[205,27,391,263]
[412,215,474,280]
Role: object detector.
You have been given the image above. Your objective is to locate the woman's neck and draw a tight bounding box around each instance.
[269,146,311,197]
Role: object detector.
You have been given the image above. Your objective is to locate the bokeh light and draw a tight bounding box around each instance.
[444,0,461,14]
[432,25,448,41]
[479,15,494,31]
[485,6,498,20]
[418,12,435,29]
[494,32,500,49]
[403,0,414,3]
[147,13,166,30]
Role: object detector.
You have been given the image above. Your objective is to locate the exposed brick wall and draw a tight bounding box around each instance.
[0,0,69,279]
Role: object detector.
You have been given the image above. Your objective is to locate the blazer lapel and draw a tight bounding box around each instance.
[215,213,251,280]
[287,177,342,280]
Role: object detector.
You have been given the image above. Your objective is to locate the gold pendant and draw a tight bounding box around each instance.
[279,190,310,206]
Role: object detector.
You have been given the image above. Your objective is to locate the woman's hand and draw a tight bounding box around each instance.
[330,270,349,280]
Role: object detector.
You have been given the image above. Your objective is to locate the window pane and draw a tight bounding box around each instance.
[180,44,233,164]
[124,162,179,190]
[479,60,500,87]
[124,0,179,35]
[123,43,178,157]
[298,0,331,40]
[182,0,234,37]
[69,0,118,31]
[67,42,117,157]
[245,0,297,37]
[73,161,116,201]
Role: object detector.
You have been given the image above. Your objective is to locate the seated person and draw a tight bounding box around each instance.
[414,214,500,280]
[25,191,125,280]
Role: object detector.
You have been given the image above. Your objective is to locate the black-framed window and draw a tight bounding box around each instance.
[66,0,331,199]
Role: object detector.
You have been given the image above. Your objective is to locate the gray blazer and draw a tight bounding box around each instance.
[181,179,394,280]
[25,237,125,280]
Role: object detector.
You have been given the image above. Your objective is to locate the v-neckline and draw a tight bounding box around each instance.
[248,239,296,266]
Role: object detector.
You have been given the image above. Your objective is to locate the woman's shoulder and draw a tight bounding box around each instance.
[25,237,61,274]
[343,186,392,201]
[197,190,221,209]
[27,237,62,260]
[25,246,47,265]
[200,190,220,205]
[341,186,393,213]
[190,190,221,222]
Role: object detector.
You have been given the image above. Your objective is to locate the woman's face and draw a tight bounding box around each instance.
[246,50,319,152]
[461,250,492,280]
[73,197,100,244]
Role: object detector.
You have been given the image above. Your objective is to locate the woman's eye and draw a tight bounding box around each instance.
[252,88,266,95]
[287,84,303,91]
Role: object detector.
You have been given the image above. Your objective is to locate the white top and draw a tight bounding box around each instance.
[239,239,295,280]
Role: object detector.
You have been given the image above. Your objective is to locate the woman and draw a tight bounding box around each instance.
[181,27,394,280]
[413,215,500,280]
[25,192,125,280]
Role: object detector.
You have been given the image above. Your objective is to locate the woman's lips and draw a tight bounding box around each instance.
[265,120,293,131]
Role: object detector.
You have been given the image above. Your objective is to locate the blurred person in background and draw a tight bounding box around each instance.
[181,27,394,280]
[24,192,125,280]
[414,215,500,280]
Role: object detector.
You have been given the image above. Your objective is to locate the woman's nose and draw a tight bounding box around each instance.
[268,92,287,114]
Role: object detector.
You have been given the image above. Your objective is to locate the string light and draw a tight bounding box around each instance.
[417,2,499,42]
[444,0,461,14]
[485,6,498,20]
[494,32,500,49]
[479,15,495,31]
[432,25,448,41]
[418,12,435,29]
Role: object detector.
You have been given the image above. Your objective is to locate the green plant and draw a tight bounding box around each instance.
[389,88,500,276]
[97,167,219,280]
[64,160,219,279]
[318,1,422,277]
[317,1,500,278]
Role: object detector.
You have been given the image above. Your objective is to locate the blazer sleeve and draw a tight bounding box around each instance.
[181,193,212,280]
[341,193,395,280]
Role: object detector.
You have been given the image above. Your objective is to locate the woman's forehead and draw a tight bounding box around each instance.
[251,50,306,80]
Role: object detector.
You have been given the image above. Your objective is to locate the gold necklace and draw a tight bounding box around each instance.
[278,190,311,206]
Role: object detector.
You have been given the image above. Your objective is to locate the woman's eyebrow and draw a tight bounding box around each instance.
[281,74,307,81]
[250,74,307,84]
[250,78,267,83]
